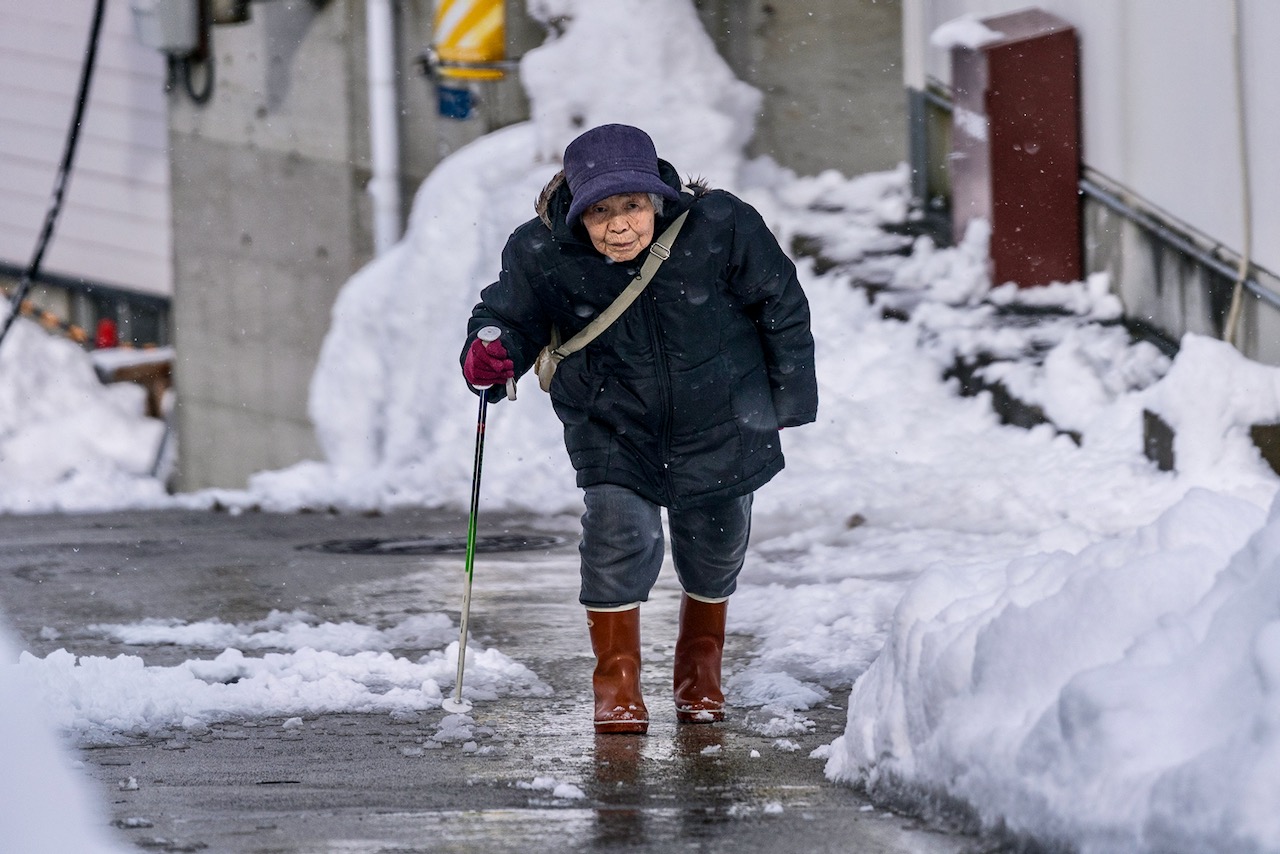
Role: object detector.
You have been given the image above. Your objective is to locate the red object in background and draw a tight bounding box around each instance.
[94,317,118,349]
[950,8,1081,288]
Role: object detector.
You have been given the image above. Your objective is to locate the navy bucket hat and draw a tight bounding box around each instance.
[563,124,680,224]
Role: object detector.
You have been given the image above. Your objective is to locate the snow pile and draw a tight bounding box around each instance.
[1142,333,1280,481]
[900,272,1171,437]
[0,621,126,853]
[892,219,993,305]
[767,163,914,268]
[826,487,1280,853]
[19,612,550,747]
[0,313,168,514]
[81,609,457,654]
[980,321,1169,435]
[930,14,1003,50]
[520,0,760,185]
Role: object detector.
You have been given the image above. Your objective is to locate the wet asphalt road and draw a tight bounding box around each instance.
[0,508,978,853]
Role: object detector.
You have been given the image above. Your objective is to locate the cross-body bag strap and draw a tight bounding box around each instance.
[551,206,690,360]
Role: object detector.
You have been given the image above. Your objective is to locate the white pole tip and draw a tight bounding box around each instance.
[441,697,473,714]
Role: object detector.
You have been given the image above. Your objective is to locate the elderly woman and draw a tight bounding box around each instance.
[461,124,817,734]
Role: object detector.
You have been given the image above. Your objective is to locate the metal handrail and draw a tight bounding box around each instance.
[1077,175,1280,312]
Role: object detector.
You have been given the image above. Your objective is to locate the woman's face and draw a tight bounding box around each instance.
[581,193,656,263]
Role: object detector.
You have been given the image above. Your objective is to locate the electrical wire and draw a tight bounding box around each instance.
[0,0,108,353]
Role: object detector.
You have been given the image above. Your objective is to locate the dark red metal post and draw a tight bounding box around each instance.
[951,8,1082,288]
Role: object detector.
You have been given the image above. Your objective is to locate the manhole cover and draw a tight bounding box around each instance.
[298,533,566,556]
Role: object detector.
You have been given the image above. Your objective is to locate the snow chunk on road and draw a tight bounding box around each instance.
[517,776,586,800]
[17,616,549,745]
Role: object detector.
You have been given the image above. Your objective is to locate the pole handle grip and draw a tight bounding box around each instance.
[476,326,516,400]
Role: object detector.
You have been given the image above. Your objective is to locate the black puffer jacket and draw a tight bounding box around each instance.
[463,160,817,509]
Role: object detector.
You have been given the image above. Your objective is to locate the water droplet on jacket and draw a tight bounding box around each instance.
[685,283,710,305]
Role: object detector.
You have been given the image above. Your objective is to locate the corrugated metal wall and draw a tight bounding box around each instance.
[0,0,171,296]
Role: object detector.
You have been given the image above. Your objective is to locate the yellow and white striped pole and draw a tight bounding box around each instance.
[432,0,505,81]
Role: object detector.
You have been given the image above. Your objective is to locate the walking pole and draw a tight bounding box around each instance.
[443,326,514,714]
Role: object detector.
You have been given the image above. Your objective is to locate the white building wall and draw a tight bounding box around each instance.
[0,0,171,296]
[903,0,1278,278]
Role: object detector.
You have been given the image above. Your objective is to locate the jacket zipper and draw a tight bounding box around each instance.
[641,289,676,504]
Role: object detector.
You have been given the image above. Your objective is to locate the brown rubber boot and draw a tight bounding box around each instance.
[587,607,649,734]
[673,594,727,723]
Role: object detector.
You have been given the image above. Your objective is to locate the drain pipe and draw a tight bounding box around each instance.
[1222,0,1253,347]
[366,0,402,254]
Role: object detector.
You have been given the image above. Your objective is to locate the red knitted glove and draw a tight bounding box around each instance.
[463,336,514,387]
